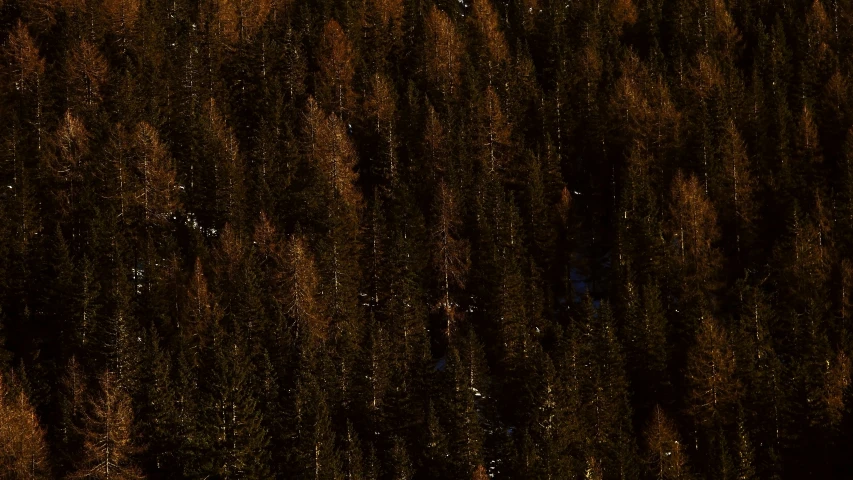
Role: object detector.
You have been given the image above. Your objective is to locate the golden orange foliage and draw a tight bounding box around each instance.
[55,111,91,175]
[424,102,447,177]
[646,406,692,480]
[303,97,361,209]
[133,122,181,222]
[797,104,823,164]
[217,223,246,276]
[317,19,356,117]
[102,0,141,30]
[689,53,724,100]
[68,40,109,109]
[472,464,489,480]
[285,234,327,341]
[370,0,404,29]
[71,371,143,479]
[709,0,740,54]
[611,0,638,28]
[206,99,245,224]
[613,52,652,139]
[425,6,463,97]
[585,456,604,480]
[669,172,721,288]
[365,73,396,128]
[472,0,509,65]
[211,0,273,43]
[720,120,756,233]
[3,21,45,92]
[687,316,739,425]
[0,374,50,478]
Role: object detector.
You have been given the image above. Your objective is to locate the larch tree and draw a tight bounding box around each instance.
[283,234,327,343]
[716,120,756,255]
[820,350,851,428]
[304,97,361,212]
[646,406,692,480]
[424,6,463,100]
[2,21,46,153]
[793,104,823,194]
[0,373,50,478]
[209,0,273,44]
[302,99,362,336]
[423,101,449,180]
[66,40,109,113]
[57,357,87,473]
[203,99,246,228]
[71,370,143,480]
[364,73,399,189]
[471,0,509,80]
[686,315,739,427]
[100,123,135,221]
[182,257,221,363]
[668,172,721,312]
[46,111,91,223]
[131,122,180,225]
[102,0,140,30]
[316,19,356,119]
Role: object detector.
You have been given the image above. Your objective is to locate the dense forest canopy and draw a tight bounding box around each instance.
[0,0,852,478]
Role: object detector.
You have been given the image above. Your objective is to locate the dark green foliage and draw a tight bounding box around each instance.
[0,0,852,478]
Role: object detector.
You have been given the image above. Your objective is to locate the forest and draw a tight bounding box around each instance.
[1,0,853,478]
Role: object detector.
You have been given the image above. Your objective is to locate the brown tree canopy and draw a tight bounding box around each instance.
[284,234,327,342]
[71,370,143,480]
[2,21,44,97]
[67,40,109,110]
[132,122,181,224]
[646,406,692,480]
[209,0,274,43]
[668,172,721,298]
[425,6,462,99]
[686,315,740,426]
[317,19,356,118]
[471,0,509,67]
[0,373,50,479]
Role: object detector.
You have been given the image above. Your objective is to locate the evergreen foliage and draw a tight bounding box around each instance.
[0,0,851,478]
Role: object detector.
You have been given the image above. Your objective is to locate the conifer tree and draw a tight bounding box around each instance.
[667,172,721,328]
[424,6,463,100]
[66,40,109,114]
[131,122,181,226]
[282,234,326,342]
[646,406,692,480]
[290,343,343,480]
[442,327,489,478]
[195,321,270,479]
[431,180,470,339]
[316,19,356,119]
[0,372,50,478]
[686,315,739,428]
[71,370,143,480]
[136,330,183,477]
[45,112,90,224]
